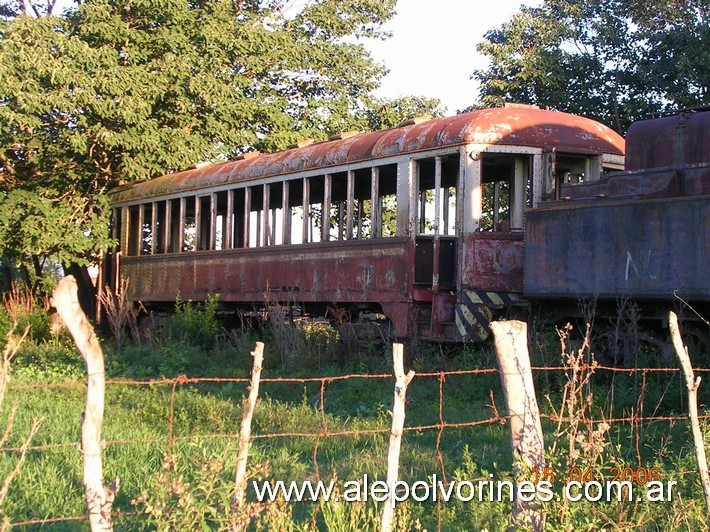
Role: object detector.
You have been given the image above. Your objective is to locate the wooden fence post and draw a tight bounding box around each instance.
[669,311,710,526]
[490,320,545,531]
[232,342,264,530]
[52,276,118,532]
[381,343,414,532]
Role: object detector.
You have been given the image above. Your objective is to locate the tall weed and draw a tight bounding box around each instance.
[0,284,51,343]
[157,294,221,350]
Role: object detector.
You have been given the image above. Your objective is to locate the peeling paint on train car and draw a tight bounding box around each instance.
[121,238,416,335]
[109,108,625,204]
[461,233,525,293]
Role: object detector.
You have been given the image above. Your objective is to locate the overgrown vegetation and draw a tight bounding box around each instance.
[0,291,708,529]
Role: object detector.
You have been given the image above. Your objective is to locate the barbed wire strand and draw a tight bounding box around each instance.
[2,363,708,527]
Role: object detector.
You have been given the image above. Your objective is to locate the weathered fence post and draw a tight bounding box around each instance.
[52,276,118,531]
[232,342,264,530]
[381,343,414,532]
[490,320,545,531]
[669,311,710,526]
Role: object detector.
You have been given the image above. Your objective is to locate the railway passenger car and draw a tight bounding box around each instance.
[106,106,626,341]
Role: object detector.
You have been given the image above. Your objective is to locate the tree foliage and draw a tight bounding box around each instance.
[364,95,444,131]
[0,0,441,282]
[473,0,709,132]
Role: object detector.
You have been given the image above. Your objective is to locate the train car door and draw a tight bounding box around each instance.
[412,154,460,338]
[456,148,531,341]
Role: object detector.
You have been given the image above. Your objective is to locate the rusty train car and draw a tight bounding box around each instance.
[106,106,707,342]
[524,108,710,327]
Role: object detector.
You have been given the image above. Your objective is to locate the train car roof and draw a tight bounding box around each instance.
[109,107,625,203]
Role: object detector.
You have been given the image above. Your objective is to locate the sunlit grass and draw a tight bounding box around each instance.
[0,304,707,529]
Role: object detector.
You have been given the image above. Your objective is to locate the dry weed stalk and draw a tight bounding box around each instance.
[549,323,607,465]
[1,285,34,324]
[98,278,141,350]
[546,323,610,530]
[263,284,303,368]
[0,418,43,509]
[0,324,44,528]
[0,325,29,408]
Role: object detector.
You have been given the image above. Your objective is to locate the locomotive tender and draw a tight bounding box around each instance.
[106,106,708,342]
[525,108,710,329]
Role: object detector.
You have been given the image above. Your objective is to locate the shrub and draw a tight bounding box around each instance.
[157,295,222,351]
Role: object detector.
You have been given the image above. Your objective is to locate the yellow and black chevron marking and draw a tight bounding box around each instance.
[455,290,518,342]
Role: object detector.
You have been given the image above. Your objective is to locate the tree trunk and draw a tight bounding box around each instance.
[64,263,97,322]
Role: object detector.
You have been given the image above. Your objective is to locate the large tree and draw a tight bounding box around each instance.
[472,0,708,133]
[0,0,441,296]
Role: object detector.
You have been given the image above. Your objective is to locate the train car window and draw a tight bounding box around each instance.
[556,154,590,185]
[481,178,510,231]
[248,186,263,247]
[261,185,270,246]
[196,195,211,251]
[352,168,372,240]
[167,199,181,253]
[417,156,458,236]
[327,172,347,241]
[378,164,398,238]
[266,182,284,246]
[281,182,291,245]
[306,176,324,243]
[128,205,140,256]
[418,158,433,234]
[479,154,530,231]
[111,208,122,254]
[545,153,601,200]
[154,201,166,254]
[287,180,303,245]
[140,204,152,255]
[214,192,228,250]
[232,188,246,249]
[183,196,196,251]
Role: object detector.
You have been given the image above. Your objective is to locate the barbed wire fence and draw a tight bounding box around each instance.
[2,350,708,528]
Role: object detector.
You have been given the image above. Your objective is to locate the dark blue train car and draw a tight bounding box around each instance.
[525,109,710,314]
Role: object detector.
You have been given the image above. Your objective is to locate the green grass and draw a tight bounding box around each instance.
[0,306,708,530]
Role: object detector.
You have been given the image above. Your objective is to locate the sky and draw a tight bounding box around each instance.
[363,0,541,114]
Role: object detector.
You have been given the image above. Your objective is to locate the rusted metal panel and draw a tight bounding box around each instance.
[121,238,413,306]
[109,108,624,204]
[461,232,525,293]
[625,110,710,171]
[524,195,710,300]
[560,164,710,201]
[560,168,682,200]
[431,293,457,337]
